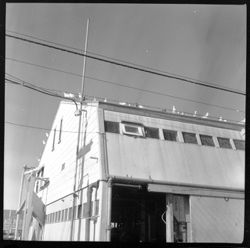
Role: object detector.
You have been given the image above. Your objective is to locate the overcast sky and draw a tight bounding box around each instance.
[5,3,246,209]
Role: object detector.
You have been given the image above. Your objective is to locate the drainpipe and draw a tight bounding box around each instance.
[106,178,112,241]
[85,184,92,241]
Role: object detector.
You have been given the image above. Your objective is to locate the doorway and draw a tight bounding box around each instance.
[110,185,166,242]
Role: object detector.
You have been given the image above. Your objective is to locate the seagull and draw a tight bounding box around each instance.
[193,110,197,117]
[45,133,49,137]
[202,112,209,118]
[219,116,223,121]
[42,140,46,145]
[172,105,176,113]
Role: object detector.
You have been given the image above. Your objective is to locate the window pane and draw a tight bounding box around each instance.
[78,204,82,219]
[145,127,159,139]
[233,139,245,150]
[52,128,56,151]
[104,121,120,133]
[61,210,65,222]
[68,207,72,221]
[64,208,68,221]
[217,137,232,149]
[124,125,139,133]
[163,129,177,141]
[95,200,99,216]
[58,119,63,144]
[200,135,215,147]
[182,132,198,144]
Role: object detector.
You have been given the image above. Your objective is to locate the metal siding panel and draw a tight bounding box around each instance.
[190,196,244,242]
[106,134,244,189]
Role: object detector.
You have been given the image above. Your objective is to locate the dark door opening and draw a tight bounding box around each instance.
[111,185,166,242]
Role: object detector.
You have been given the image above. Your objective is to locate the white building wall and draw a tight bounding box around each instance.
[37,101,104,241]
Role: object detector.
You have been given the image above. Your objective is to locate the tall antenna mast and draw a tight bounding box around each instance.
[80,18,90,101]
[70,18,90,241]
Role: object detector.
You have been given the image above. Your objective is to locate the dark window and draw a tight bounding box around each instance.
[73,206,77,219]
[182,132,198,144]
[145,127,159,139]
[163,129,177,141]
[61,163,65,171]
[82,202,88,218]
[200,134,215,147]
[58,119,63,144]
[78,204,82,219]
[217,137,232,149]
[95,200,99,215]
[64,208,68,221]
[61,210,65,222]
[52,128,56,151]
[233,139,245,150]
[68,207,72,221]
[58,211,61,222]
[104,121,120,133]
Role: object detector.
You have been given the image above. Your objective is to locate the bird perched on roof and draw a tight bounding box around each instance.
[172,105,176,113]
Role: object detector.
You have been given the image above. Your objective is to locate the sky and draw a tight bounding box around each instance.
[5,3,246,209]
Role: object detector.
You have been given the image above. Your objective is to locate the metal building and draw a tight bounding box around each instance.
[19,99,245,242]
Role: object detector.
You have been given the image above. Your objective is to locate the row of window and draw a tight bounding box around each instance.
[52,118,63,151]
[45,200,99,224]
[105,121,245,150]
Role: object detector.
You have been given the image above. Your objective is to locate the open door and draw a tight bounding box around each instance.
[166,194,190,243]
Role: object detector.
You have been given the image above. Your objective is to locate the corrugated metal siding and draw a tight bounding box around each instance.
[190,196,244,242]
[106,134,244,189]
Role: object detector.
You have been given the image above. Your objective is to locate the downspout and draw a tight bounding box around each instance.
[85,183,92,241]
[106,178,112,241]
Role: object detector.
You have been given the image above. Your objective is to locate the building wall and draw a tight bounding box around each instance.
[104,110,244,189]
[190,196,244,242]
[37,101,104,241]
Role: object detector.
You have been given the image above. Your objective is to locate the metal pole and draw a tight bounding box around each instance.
[70,18,90,241]
[14,165,27,240]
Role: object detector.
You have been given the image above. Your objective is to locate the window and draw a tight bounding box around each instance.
[58,211,61,222]
[163,129,177,141]
[121,122,144,137]
[73,206,77,219]
[95,200,99,215]
[182,132,198,144]
[199,134,215,147]
[78,204,82,219]
[217,137,232,149]
[233,139,245,150]
[61,210,65,222]
[104,121,120,133]
[58,119,63,144]
[52,128,56,151]
[82,202,88,218]
[68,207,72,221]
[64,208,68,221]
[145,127,159,139]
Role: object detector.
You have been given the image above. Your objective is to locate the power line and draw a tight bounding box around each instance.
[6,57,245,113]
[5,76,79,109]
[6,33,246,96]
[5,75,244,124]
[5,121,99,134]
[6,30,245,94]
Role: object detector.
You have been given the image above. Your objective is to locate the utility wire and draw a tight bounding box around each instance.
[6,57,245,113]
[5,75,244,124]
[6,33,246,96]
[5,121,99,134]
[6,30,245,94]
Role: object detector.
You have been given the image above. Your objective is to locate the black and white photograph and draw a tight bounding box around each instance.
[4,3,246,243]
